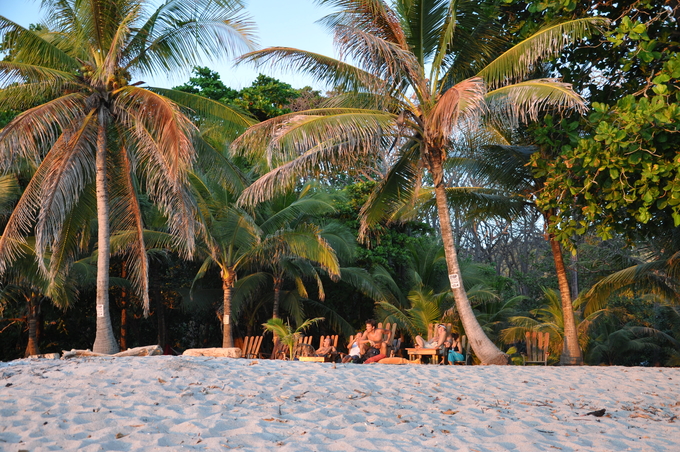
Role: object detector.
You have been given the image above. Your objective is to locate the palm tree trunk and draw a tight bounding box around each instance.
[549,236,583,365]
[24,295,40,357]
[222,268,235,348]
[120,261,128,351]
[432,160,508,365]
[92,108,119,354]
[272,279,282,319]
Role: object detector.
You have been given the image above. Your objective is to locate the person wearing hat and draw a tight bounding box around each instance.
[414,324,448,349]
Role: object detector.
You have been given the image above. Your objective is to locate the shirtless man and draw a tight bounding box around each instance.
[359,319,385,356]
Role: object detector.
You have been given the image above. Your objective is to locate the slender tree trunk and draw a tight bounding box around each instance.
[92,108,119,354]
[431,158,508,365]
[24,295,40,357]
[156,292,166,350]
[549,236,583,365]
[222,268,235,348]
[570,250,579,302]
[272,279,282,319]
[120,261,128,351]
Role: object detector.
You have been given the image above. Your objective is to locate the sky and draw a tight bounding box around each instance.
[0,0,338,91]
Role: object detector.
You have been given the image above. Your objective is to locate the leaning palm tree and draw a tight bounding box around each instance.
[0,0,255,353]
[233,0,606,363]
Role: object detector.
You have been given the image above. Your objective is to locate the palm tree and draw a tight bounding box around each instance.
[262,316,324,361]
[190,174,342,348]
[463,138,586,364]
[233,0,605,363]
[0,0,255,353]
[501,288,606,362]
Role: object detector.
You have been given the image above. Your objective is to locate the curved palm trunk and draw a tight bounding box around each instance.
[549,235,583,365]
[432,161,508,365]
[222,269,235,348]
[92,109,119,354]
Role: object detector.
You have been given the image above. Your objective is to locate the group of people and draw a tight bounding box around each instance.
[313,320,466,364]
[341,319,388,364]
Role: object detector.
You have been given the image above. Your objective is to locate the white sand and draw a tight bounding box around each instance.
[0,357,678,451]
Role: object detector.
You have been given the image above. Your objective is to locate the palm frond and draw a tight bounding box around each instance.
[124,0,257,78]
[358,142,421,238]
[115,86,198,257]
[0,93,89,169]
[150,87,257,133]
[0,16,79,71]
[318,0,406,47]
[477,17,608,89]
[237,47,382,93]
[396,0,450,67]
[485,79,587,124]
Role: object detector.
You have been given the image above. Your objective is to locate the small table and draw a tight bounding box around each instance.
[405,348,442,364]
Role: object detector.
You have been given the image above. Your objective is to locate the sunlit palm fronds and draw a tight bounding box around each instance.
[477,17,609,89]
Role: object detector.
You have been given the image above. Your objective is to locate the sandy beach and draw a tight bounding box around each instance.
[0,357,678,451]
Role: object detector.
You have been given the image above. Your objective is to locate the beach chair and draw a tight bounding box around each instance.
[522,331,550,365]
[241,336,263,359]
[291,335,315,360]
[405,323,452,364]
[299,335,339,362]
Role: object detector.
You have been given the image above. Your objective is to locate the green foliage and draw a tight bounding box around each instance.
[262,316,323,360]
[233,74,299,121]
[533,53,680,242]
[174,70,301,122]
[173,67,239,103]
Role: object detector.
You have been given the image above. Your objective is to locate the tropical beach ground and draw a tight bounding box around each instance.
[0,357,678,451]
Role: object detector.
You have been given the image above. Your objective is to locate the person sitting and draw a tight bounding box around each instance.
[314,336,337,358]
[447,332,465,363]
[358,319,384,359]
[342,332,363,363]
[414,324,448,349]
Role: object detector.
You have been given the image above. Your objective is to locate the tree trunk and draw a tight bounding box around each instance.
[549,236,583,365]
[222,268,235,348]
[120,261,128,351]
[24,295,40,357]
[431,159,508,365]
[92,108,119,354]
[272,279,282,319]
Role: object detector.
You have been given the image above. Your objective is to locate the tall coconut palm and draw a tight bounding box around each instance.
[0,0,255,353]
[233,0,606,363]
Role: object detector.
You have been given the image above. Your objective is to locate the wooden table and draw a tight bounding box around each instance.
[405,348,441,364]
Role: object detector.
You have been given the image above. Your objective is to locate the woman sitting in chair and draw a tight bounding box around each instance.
[341,331,363,363]
[414,324,448,349]
[447,333,465,363]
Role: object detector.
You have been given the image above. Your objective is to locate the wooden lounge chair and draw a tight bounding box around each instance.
[406,323,452,364]
[522,331,550,365]
[291,335,315,360]
[299,335,339,362]
[240,336,263,359]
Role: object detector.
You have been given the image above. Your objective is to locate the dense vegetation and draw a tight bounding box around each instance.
[1,0,678,366]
